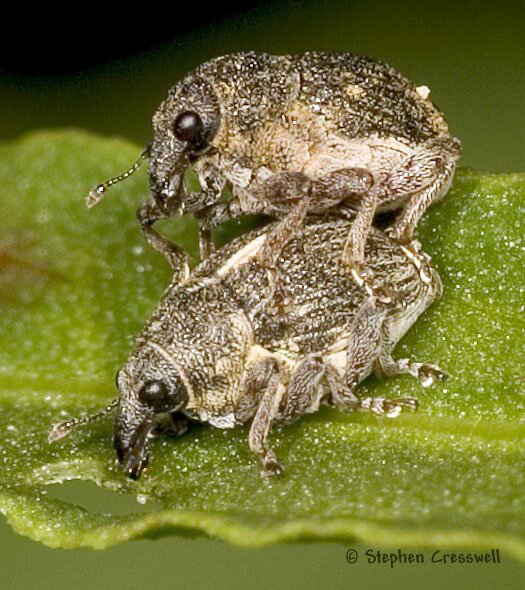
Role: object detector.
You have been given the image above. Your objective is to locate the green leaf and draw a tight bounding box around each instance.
[0,131,523,556]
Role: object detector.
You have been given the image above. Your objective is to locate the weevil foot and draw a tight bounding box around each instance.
[376,357,447,388]
[396,238,433,284]
[260,450,284,478]
[349,262,395,304]
[412,363,448,388]
[264,267,292,314]
[358,396,419,418]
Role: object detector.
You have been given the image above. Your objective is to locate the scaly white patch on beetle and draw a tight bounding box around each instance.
[222,160,254,189]
[216,234,267,277]
[323,348,347,379]
[416,85,431,100]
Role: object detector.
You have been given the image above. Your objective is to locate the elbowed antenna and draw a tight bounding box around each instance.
[86,146,151,208]
[48,399,119,443]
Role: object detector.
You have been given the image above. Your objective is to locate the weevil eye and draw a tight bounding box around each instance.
[173,111,203,143]
[138,378,188,412]
[138,379,170,408]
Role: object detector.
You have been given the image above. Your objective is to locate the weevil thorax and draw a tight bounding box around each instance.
[196,53,301,160]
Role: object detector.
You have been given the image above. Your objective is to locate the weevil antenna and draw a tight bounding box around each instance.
[86,145,151,208]
[48,399,119,443]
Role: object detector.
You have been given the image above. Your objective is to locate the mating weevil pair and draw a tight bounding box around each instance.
[50,51,458,479]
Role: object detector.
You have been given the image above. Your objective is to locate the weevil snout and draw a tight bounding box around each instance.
[114,370,189,479]
[114,415,154,480]
[148,75,221,214]
[148,152,187,216]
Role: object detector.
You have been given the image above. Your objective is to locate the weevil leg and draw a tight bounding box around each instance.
[309,167,374,210]
[258,201,309,268]
[342,137,460,300]
[194,199,248,260]
[374,322,447,388]
[198,227,214,260]
[396,239,434,285]
[382,138,459,287]
[257,197,311,312]
[332,298,386,409]
[279,354,330,423]
[255,168,373,311]
[247,354,339,476]
[375,356,447,388]
[329,299,419,418]
[308,166,383,298]
[342,189,395,304]
[247,172,311,311]
[245,356,285,477]
[385,136,461,244]
[137,198,190,282]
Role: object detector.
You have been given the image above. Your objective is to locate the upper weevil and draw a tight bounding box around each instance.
[88,51,460,302]
[50,217,444,479]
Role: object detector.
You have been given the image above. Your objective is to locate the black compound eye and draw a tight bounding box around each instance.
[138,379,169,408]
[173,111,203,143]
[138,378,188,412]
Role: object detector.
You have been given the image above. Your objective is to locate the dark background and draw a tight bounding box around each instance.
[1,2,267,75]
[1,1,524,588]
[1,0,524,172]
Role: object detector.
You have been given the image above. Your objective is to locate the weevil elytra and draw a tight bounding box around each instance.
[50,216,444,479]
[88,51,460,302]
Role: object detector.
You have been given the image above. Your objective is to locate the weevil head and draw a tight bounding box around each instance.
[114,353,189,480]
[149,73,221,216]
[113,274,254,480]
[148,53,303,217]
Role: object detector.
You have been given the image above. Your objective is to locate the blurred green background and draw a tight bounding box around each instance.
[1,0,524,588]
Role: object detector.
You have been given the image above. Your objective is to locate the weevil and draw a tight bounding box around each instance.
[88,51,460,302]
[50,216,444,479]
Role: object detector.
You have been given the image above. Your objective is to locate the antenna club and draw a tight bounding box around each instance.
[48,421,73,443]
[86,185,106,209]
[48,399,118,445]
[83,146,150,210]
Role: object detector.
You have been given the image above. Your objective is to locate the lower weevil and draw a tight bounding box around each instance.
[50,217,444,478]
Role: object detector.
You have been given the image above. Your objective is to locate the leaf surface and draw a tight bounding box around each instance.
[0,131,523,555]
